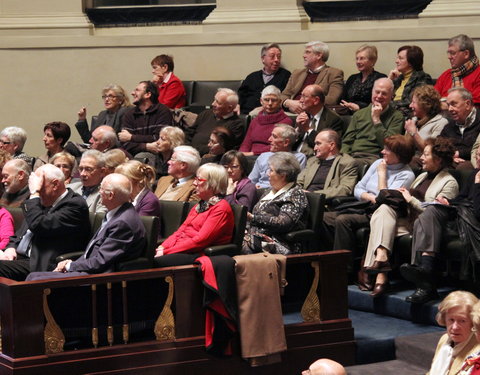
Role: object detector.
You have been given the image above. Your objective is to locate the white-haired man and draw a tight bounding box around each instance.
[281,41,344,114]
[0,164,90,280]
[0,159,31,207]
[188,88,245,155]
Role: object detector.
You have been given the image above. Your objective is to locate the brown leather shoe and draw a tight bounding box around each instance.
[370,282,389,297]
[364,260,392,274]
[356,269,374,291]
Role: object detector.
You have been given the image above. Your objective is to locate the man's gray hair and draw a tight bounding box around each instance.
[217,88,239,106]
[274,123,297,147]
[82,149,106,168]
[37,163,65,183]
[5,159,31,176]
[96,126,118,147]
[261,43,281,57]
[102,173,132,202]
[261,85,282,99]
[306,41,330,62]
[448,87,473,102]
[373,77,394,95]
[319,129,342,150]
[174,145,201,175]
[449,34,476,57]
[268,152,301,183]
[0,127,27,151]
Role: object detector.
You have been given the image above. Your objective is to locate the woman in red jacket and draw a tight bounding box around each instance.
[151,54,186,109]
[154,163,234,267]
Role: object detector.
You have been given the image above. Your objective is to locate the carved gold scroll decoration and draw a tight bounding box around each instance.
[154,276,175,341]
[301,261,321,322]
[43,288,65,354]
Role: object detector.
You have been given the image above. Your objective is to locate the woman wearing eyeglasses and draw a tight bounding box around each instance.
[75,84,132,144]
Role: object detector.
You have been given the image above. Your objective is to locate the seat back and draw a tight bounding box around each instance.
[182,80,195,106]
[189,80,242,108]
[230,204,248,251]
[158,200,190,241]
[141,215,160,262]
[89,211,105,239]
[305,192,326,251]
[6,207,25,232]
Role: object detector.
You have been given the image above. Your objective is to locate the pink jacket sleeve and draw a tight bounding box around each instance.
[0,208,14,250]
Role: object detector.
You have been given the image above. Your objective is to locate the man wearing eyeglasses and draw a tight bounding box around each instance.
[435,34,480,108]
[69,149,107,213]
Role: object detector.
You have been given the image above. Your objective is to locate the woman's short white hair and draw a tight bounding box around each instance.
[197,163,228,195]
[261,85,281,99]
[0,127,27,151]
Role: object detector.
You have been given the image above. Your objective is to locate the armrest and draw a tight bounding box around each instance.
[285,230,315,243]
[56,251,83,263]
[204,244,239,257]
[116,257,153,272]
[330,196,357,209]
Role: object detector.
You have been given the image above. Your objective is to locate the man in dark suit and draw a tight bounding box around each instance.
[295,84,344,157]
[0,164,90,281]
[27,173,145,280]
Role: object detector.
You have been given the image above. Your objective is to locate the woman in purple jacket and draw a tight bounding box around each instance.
[221,151,257,212]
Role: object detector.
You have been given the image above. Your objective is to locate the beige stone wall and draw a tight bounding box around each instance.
[0,0,479,156]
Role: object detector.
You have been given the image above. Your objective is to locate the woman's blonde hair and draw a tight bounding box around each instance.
[436,290,478,326]
[115,160,156,190]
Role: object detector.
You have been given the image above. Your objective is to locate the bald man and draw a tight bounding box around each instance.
[27,173,146,280]
[302,358,346,375]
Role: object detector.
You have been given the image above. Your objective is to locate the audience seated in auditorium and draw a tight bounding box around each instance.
[75,84,131,143]
[238,43,291,114]
[400,147,480,304]
[295,84,344,157]
[243,152,308,255]
[435,34,480,108]
[322,135,415,253]
[404,85,448,168]
[0,127,33,166]
[239,85,292,156]
[426,291,479,375]
[187,88,245,155]
[388,45,433,117]
[104,149,129,175]
[302,358,346,375]
[33,121,72,171]
[458,300,480,374]
[52,151,78,186]
[151,54,186,109]
[281,41,344,113]
[118,81,173,157]
[0,159,30,208]
[249,124,307,188]
[27,173,146,280]
[154,163,234,267]
[441,87,480,169]
[341,78,404,165]
[154,145,200,202]
[0,164,90,281]
[152,126,185,178]
[340,44,387,114]
[363,138,458,298]
[69,150,107,214]
[201,126,235,165]
[297,129,357,200]
[221,150,257,212]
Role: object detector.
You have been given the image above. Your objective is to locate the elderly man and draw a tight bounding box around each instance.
[302,359,346,375]
[89,125,119,152]
[27,174,146,280]
[295,84,344,156]
[119,81,172,157]
[297,129,357,200]
[69,150,107,213]
[249,124,307,188]
[341,77,404,165]
[187,88,245,155]
[0,159,31,207]
[0,164,90,280]
[154,145,200,201]
[440,87,480,169]
[238,43,291,114]
[281,41,344,114]
[435,34,480,107]
[0,127,32,165]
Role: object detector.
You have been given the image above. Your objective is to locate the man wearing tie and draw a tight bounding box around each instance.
[295,84,344,157]
[27,173,145,280]
[0,164,90,281]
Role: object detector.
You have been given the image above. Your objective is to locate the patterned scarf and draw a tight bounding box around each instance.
[196,195,223,213]
[452,56,479,87]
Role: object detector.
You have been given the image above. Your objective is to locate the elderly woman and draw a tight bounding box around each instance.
[0,127,32,166]
[427,291,480,375]
[239,85,293,156]
[51,151,77,186]
[221,150,257,212]
[389,45,433,117]
[151,54,186,109]
[104,149,129,175]
[363,137,459,297]
[33,121,72,171]
[154,163,234,267]
[155,126,185,178]
[243,152,308,255]
[340,45,387,114]
[76,84,131,143]
[201,126,235,165]
[115,160,161,217]
[458,301,480,374]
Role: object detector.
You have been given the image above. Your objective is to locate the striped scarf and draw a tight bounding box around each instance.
[452,56,479,87]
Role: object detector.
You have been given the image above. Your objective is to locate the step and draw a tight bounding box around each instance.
[395,331,443,369]
[346,359,426,375]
